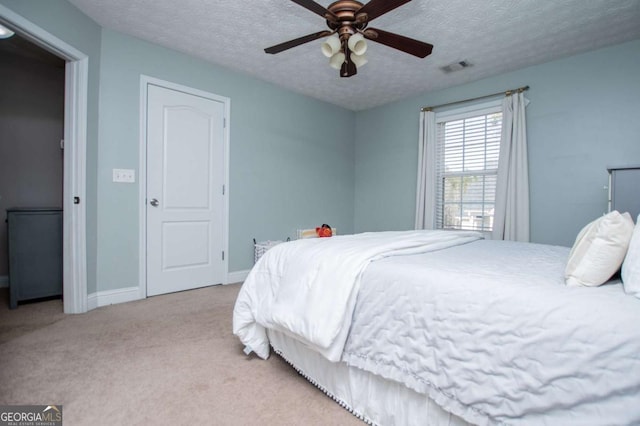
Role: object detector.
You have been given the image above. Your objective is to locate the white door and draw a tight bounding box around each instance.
[146,83,225,296]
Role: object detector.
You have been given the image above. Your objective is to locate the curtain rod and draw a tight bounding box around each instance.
[421,85,529,112]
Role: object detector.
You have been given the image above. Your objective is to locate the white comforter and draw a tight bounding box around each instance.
[233,230,482,361]
[343,240,640,425]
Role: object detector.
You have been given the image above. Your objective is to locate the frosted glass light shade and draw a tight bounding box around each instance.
[329,52,346,69]
[321,34,341,58]
[351,53,368,68]
[0,24,15,39]
[348,33,367,56]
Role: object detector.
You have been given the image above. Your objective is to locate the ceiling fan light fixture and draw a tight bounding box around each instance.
[351,52,368,68]
[321,34,341,58]
[0,24,15,39]
[265,0,433,78]
[329,51,346,69]
[348,33,367,56]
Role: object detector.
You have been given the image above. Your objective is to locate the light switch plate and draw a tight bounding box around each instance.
[113,168,135,183]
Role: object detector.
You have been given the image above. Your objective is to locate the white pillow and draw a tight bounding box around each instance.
[622,214,640,298]
[565,211,634,287]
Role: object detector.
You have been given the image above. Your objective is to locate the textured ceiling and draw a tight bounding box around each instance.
[66,0,640,111]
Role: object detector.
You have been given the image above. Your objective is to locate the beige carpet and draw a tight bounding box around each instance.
[0,284,362,426]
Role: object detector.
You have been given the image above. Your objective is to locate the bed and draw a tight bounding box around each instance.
[233,226,640,425]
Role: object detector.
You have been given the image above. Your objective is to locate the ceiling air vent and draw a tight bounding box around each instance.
[440,60,472,74]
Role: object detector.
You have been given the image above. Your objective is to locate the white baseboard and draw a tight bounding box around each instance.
[87,286,143,310]
[87,292,98,311]
[84,274,248,312]
[0,276,7,288]
[226,269,250,284]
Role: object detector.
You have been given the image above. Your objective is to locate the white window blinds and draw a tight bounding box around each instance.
[435,104,502,232]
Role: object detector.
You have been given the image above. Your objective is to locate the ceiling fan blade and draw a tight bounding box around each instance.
[265,30,332,54]
[356,0,412,22]
[290,0,338,22]
[364,28,433,58]
[340,52,357,77]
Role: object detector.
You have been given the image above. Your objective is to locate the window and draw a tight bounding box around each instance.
[434,102,502,232]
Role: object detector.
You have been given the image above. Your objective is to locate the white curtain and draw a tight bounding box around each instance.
[415,110,437,229]
[492,92,530,241]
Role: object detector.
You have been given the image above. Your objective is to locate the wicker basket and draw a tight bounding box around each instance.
[253,239,285,264]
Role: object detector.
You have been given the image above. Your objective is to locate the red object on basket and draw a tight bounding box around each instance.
[315,224,332,238]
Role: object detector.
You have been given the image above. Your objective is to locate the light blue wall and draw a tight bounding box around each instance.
[354,39,640,247]
[0,0,102,293]
[97,30,355,289]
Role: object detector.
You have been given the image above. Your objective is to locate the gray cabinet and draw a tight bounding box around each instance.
[6,208,63,309]
[608,166,640,221]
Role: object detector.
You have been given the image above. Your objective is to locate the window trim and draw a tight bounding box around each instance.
[434,99,502,123]
[434,98,503,234]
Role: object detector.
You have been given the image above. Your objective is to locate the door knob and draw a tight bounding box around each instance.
[150,198,159,207]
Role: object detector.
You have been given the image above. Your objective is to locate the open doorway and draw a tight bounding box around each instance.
[0,32,65,309]
[0,6,88,313]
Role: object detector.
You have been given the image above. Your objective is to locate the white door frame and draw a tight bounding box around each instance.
[139,75,230,299]
[0,6,88,314]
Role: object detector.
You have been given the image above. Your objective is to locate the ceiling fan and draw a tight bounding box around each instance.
[265,0,433,77]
